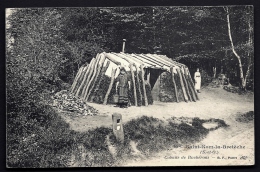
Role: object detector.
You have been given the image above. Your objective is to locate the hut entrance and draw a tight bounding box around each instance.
[150,69,164,101]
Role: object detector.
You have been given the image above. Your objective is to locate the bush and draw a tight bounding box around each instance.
[7,101,76,167]
[200,69,212,86]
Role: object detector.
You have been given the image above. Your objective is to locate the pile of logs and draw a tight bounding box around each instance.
[52,90,98,116]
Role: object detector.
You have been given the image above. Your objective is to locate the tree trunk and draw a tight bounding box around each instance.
[170,67,179,103]
[213,67,216,78]
[243,57,251,89]
[243,15,253,89]
[103,68,117,105]
[225,7,245,89]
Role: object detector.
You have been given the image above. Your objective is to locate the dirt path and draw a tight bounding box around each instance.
[58,86,254,166]
[122,87,254,166]
[123,112,254,166]
[60,86,253,132]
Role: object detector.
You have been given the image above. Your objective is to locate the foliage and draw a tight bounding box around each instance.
[7,7,253,86]
[200,69,213,86]
[7,100,75,167]
[7,9,65,80]
[235,111,254,123]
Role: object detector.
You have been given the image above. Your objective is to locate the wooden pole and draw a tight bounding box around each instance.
[75,58,96,97]
[182,68,196,102]
[72,65,89,94]
[83,55,102,100]
[71,66,84,93]
[133,64,142,106]
[184,68,196,102]
[187,77,197,102]
[122,53,147,67]
[152,54,178,68]
[139,54,167,67]
[176,68,188,102]
[122,39,126,53]
[170,67,179,103]
[72,65,88,94]
[86,54,106,101]
[140,64,148,106]
[131,54,161,67]
[186,69,199,100]
[147,69,151,84]
[156,54,186,68]
[90,61,110,102]
[70,66,82,92]
[104,53,121,66]
[103,68,117,105]
[129,63,138,106]
[80,58,98,98]
[116,53,144,66]
[180,68,192,101]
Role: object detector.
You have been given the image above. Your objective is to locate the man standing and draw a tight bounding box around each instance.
[194,68,201,93]
[115,66,131,108]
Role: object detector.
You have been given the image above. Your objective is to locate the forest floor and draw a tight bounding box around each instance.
[58,85,254,166]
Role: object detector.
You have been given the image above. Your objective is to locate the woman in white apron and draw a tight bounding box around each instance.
[194,68,201,93]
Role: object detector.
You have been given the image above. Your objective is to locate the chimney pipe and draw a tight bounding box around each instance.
[122,39,126,53]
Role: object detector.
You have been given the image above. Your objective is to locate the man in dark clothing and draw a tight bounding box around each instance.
[115,66,131,108]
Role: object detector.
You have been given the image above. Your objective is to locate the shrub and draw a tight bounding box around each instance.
[7,102,77,167]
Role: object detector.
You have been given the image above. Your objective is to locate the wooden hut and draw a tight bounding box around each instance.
[70,52,199,106]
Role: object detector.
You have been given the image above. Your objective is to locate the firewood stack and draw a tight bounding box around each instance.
[52,90,98,116]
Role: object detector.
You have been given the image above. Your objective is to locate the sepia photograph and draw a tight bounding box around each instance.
[6,6,254,167]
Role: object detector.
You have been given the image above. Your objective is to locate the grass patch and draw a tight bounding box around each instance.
[8,105,228,167]
[235,111,254,123]
[103,116,227,166]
